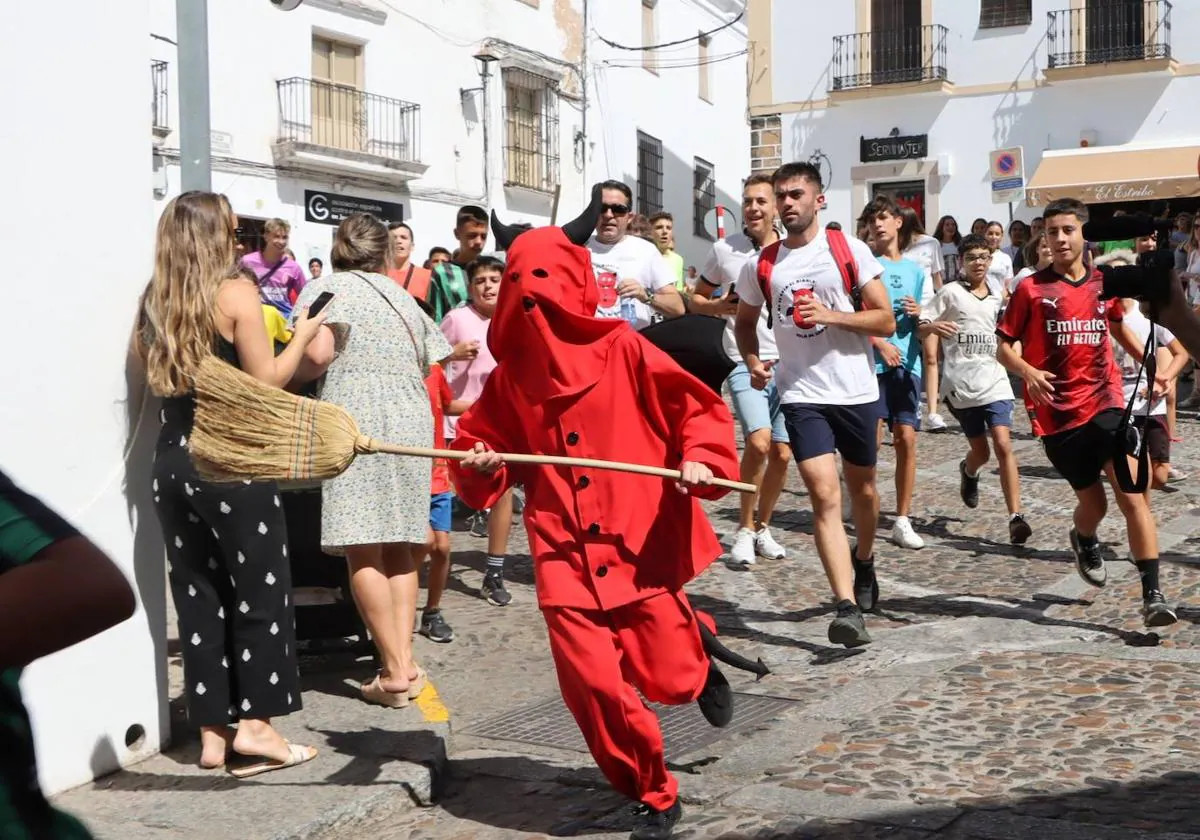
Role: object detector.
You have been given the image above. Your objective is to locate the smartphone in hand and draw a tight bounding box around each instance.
[308,291,335,317]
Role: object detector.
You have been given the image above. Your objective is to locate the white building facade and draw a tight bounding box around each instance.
[747,0,1200,230]
[150,0,749,272]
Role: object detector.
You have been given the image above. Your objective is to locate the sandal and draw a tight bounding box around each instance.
[361,674,410,708]
[407,666,428,700]
[230,741,317,779]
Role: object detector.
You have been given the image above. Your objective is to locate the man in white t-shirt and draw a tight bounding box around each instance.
[919,233,1032,546]
[692,174,792,566]
[586,180,684,329]
[734,161,895,649]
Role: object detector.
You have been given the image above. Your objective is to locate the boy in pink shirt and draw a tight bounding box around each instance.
[439,257,510,606]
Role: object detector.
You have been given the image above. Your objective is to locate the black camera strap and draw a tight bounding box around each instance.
[1112,327,1157,495]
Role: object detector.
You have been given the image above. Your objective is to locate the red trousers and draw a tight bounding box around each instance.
[542,590,713,811]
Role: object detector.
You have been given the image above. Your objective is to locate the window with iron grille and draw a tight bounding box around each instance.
[693,157,715,240]
[979,0,1032,28]
[636,131,664,215]
[502,67,560,193]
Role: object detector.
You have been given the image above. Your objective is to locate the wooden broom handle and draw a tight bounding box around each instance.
[364,441,758,494]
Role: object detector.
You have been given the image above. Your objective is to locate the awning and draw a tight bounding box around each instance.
[1025,144,1200,206]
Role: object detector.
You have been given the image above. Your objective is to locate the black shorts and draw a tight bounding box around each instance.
[781,402,879,468]
[1041,408,1124,491]
[1132,415,1170,465]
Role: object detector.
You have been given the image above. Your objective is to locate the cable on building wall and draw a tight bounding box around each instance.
[600,49,747,70]
[593,1,745,52]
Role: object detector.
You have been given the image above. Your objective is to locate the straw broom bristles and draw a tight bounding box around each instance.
[189,354,368,483]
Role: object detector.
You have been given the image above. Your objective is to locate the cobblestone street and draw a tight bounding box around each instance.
[315,401,1200,840]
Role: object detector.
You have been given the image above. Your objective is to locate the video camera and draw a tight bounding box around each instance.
[1083,213,1176,307]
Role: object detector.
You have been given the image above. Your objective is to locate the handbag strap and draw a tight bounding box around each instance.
[350,271,422,362]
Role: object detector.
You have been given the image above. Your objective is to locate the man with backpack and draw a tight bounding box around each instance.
[734,161,896,649]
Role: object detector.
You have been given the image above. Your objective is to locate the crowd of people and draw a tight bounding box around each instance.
[8,162,1200,840]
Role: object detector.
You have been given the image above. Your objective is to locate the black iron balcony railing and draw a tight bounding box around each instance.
[832,24,949,91]
[276,77,421,163]
[151,60,169,132]
[1048,0,1171,70]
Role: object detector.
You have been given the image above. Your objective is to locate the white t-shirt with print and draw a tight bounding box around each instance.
[1114,305,1175,416]
[701,233,778,363]
[903,234,944,307]
[735,231,884,406]
[587,234,677,330]
[986,250,1014,298]
[922,281,1014,410]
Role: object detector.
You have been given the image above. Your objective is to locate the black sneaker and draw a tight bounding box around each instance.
[1069,528,1107,588]
[1142,590,1178,628]
[851,546,879,613]
[419,608,455,643]
[1009,514,1033,546]
[630,800,682,840]
[480,571,512,606]
[827,599,872,648]
[696,662,733,728]
[959,460,979,509]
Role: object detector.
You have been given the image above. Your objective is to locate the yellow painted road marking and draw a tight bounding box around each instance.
[414,679,450,723]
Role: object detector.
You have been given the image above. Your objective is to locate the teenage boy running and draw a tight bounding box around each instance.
[921,234,1032,544]
[867,197,927,550]
[996,199,1176,627]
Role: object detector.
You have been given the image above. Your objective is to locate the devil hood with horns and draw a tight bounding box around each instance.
[486,185,630,401]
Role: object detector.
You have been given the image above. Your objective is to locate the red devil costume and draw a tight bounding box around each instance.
[448,188,764,840]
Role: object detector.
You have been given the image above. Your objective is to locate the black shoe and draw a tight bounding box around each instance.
[480,571,512,606]
[696,662,734,728]
[1143,590,1178,628]
[959,460,979,509]
[851,546,879,613]
[827,599,872,648]
[419,608,455,643]
[630,800,682,840]
[1009,514,1032,546]
[1069,528,1107,588]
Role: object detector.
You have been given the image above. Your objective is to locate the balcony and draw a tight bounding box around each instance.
[830,24,951,101]
[1046,1,1176,81]
[151,60,170,144]
[271,77,428,185]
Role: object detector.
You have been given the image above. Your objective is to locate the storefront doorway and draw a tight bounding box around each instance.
[872,180,928,228]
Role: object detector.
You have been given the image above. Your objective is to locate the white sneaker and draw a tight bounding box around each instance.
[1167,465,1187,483]
[892,516,925,549]
[926,413,948,431]
[755,527,786,560]
[729,528,757,565]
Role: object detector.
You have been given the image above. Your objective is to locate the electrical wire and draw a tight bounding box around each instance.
[593,1,745,52]
[600,49,747,70]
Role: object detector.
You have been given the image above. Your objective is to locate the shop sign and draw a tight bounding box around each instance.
[304,190,405,226]
[860,134,929,163]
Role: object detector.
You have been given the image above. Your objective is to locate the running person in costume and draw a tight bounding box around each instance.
[450,187,762,840]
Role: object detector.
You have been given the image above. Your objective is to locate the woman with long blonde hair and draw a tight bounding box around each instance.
[139,191,330,777]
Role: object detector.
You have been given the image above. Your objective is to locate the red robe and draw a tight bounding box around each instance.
[448,225,738,812]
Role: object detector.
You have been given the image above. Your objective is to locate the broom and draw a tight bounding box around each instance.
[188,355,758,494]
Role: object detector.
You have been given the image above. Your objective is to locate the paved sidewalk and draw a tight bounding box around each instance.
[56,401,1200,839]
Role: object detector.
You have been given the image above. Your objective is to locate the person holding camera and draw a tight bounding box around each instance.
[996,198,1176,628]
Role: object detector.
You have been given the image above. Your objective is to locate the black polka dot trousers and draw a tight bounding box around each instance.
[152,411,302,728]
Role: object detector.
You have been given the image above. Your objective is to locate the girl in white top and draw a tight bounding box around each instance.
[984,221,1014,301]
[933,215,963,284]
[899,207,948,430]
[1009,234,1051,295]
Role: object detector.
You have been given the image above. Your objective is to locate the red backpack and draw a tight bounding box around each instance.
[756,228,860,328]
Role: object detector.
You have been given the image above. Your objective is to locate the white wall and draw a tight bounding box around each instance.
[769,0,1200,228]
[0,0,161,796]
[150,0,747,268]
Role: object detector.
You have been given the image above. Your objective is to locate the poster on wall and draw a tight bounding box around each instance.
[872,180,926,228]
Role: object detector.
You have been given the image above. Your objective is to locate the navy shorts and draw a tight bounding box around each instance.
[949,400,1014,439]
[875,368,922,430]
[781,402,879,468]
[429,491,453,533]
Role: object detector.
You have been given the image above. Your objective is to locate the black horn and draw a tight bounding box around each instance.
[698,623,771,681]
[561,183,605,246]
[490,210,530,252]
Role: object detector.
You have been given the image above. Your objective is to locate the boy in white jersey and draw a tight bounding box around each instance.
[734,161,895,648]
[692,174,792,566]
[919,234,1032,545]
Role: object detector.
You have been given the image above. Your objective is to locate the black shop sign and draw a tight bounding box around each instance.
[304,190,405,226]
[860,134,929,164]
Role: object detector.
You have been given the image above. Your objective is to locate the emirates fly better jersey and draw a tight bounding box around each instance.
[996,266,1124,437]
